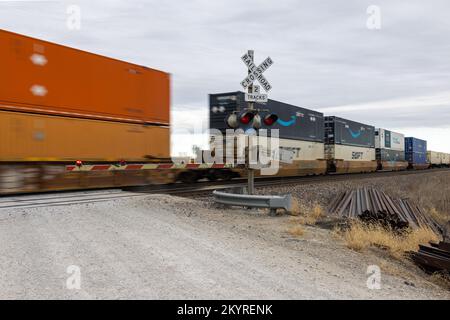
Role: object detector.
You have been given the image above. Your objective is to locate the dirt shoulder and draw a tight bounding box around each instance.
[0,187,448,299]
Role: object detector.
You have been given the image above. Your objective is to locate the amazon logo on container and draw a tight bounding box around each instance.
[277,115,296,127]
[345,125,365,139]
[276,112,316,127]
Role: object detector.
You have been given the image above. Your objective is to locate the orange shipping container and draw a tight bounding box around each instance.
[0,29,170,125]
[0,110,170,162]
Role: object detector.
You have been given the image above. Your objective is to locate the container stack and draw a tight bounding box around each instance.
[375,128,408,171]
[427,151,450,168]
[405,137,428,169]
[0,29,171,163]
[209,91,327,176]
[324,116,377,173]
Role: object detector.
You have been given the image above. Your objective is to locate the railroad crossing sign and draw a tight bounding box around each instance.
[240,53,273,92]
[238,49,277,195]
[245,92,268,103]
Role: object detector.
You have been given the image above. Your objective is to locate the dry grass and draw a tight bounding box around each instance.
[336,221,440,260]
[289,198,324,226]
[285,201,326,237]
[378,259,415,279]
[382,172,450,225]
[289,198,303,216]
[303,204,324,225]
[287,225,305,237]
[429,272,450,290]
[428,207,449,227]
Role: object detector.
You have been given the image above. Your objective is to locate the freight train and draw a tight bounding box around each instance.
[0,29,448,195]
[208,91,450,174]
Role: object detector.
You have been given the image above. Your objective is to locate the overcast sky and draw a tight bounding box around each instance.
[1,0,449,154]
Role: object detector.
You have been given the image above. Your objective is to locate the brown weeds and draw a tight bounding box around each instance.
[336,221,440,260]
[289,198,324,226]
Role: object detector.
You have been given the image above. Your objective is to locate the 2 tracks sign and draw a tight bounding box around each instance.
[240,52,273,103]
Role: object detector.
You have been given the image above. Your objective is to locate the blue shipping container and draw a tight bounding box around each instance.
[209,91,324,142]
[405,152,427,164]
[405,137,427,154]
[324,116,375,148]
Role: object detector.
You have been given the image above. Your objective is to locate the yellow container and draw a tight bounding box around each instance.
[0,110,170,162]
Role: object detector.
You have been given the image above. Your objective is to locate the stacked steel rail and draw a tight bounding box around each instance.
[411,241,450,273]
[328,187,441,233]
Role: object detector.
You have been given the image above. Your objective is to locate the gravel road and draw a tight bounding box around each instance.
[0,193,448,299]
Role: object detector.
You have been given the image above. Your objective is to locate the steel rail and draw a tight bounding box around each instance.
[1,168,449,210]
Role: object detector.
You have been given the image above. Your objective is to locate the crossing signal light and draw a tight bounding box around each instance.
[226,111,276,129]
[239,111,255,125]
[263,113,278,126]
[226,111,257,128]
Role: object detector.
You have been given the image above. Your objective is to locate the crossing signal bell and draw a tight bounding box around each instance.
[226,113,238,128]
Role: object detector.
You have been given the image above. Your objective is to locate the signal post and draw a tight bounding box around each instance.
[238,50,276,194]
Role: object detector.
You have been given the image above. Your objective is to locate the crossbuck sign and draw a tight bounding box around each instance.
[240,53,273,104]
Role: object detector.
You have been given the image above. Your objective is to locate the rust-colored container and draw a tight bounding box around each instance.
[0,110,170,162]
[0,29,170,125]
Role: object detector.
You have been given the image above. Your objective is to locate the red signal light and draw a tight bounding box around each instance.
[263,114,278,126]
[75,160,83,167]
[239,112,255,125]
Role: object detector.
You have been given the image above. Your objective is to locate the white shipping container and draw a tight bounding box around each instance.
[428,151,450,165]
[325,144,375,161]
[442,153,450,165]
[375,128,405,151]
[210,135,324,163]
[428,151,442,165]
[258,137,325,161]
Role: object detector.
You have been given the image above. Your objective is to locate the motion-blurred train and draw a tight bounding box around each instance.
[0,29,448,195]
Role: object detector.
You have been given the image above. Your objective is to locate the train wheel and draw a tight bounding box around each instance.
[177,171,199,184]
[220,170,233,181]
[206,169,218,182]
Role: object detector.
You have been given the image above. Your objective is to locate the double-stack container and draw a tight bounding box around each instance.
[405,137,428,169]
[375,128,408,171]
[324,116,377,173]
[427,151,450,168]
[0,29,171,163]
[209,91,327,176]
[0,29,171,194]
[444,153,450,166]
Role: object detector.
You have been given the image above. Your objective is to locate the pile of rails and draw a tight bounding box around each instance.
[411,241,450,273]
[328,187,441,233]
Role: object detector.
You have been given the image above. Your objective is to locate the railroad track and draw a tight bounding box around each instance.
[0,189,148,210]
[1,168,448,210]
[131,167,450,196]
